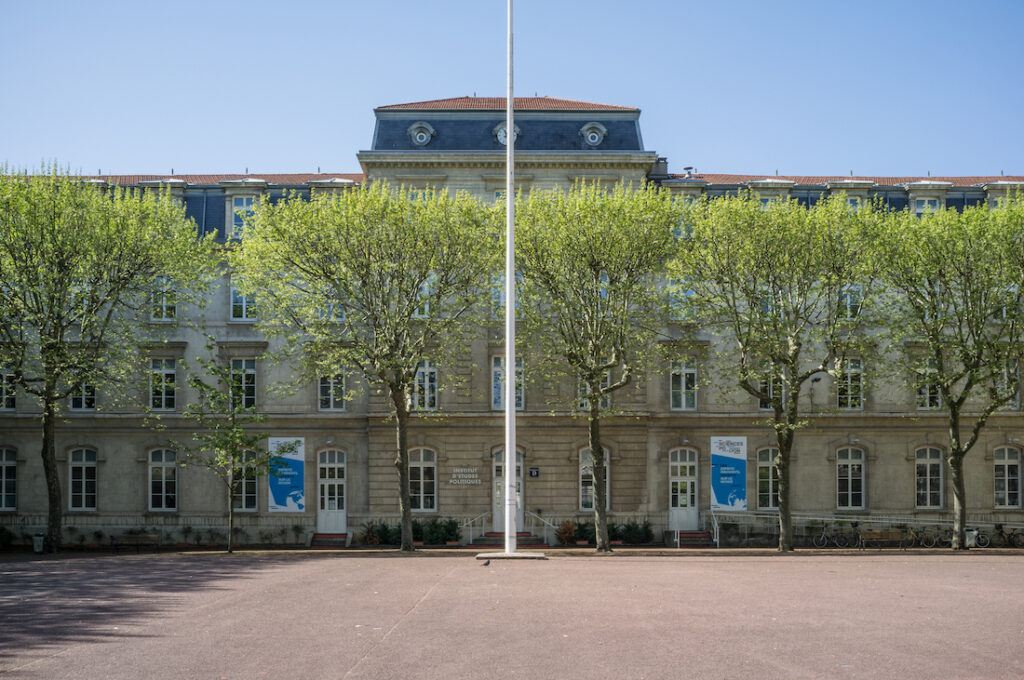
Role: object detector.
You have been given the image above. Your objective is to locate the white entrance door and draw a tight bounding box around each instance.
[317,449,347,533]
[669,448,699,530]
[493,450,524,533]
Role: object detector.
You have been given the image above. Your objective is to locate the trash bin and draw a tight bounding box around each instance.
[965,528,978,548]
[32,533,45,553]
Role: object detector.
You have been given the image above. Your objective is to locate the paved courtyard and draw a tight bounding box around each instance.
[1,550,1022,679]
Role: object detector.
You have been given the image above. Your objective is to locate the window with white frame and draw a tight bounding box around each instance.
[916,359,941,409]
[230,278,256,321]
[0,448,16,511]
[231,195,255,239]
[579,448,610,511]
[915,447,943,509]
[490,272,522,319]
[837,358,864,410]
[758,362,785,411]
[491,356,524,411]
[412,274,435,319]
[318,374,345,411]
[1,369,14,410]
[150,358,176,411]
[670,360,697,411]
[757,447,779,509]
[994,446,1021,508]
[836,447,864,509]
[150,275,176,321]
[840,283,862,320]
[70,382,96,411]
[578,372,611,410]
[149,449,177,511]
[409,447,436,511]
[232,451,258,511]
[69,448,97,510]
[668,279,695,321]
[413,360,437,411]
[914,198,940,217]
[230,359,257,409]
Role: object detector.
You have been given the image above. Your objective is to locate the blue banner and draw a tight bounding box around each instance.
[710,436,747,510]
[268,437,305,512]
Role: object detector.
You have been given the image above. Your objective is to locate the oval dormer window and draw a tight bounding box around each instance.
[408,122,436,147]
[493,122,520,146]
[580,122,607,148]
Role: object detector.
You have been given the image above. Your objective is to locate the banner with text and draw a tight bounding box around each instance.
[710,436,747,510]
[268,437,305,512]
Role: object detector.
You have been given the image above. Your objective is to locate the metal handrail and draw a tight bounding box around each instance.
[524,511,558,545]
[461,512,491,545]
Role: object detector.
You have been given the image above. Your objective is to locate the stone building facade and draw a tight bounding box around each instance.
[2,96,1023,546]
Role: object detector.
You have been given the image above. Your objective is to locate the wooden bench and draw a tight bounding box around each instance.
[111,533,160,553]
[858,529,905,550]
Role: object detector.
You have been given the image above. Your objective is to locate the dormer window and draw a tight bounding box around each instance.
[220,178,268,240]
[580,122,607,148]
[407,122,436,147]
[494,122,520,146]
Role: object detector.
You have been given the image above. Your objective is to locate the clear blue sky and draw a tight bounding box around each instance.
[2,0,1022,178]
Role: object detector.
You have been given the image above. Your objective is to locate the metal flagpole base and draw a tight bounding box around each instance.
[475,551,547,560]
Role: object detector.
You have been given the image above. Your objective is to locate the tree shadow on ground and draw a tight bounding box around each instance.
[0,552,317,666]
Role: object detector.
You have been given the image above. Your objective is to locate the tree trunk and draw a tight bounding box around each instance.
[949,453,967,550]
[392,391,414,552]
[589,404,611,553]
[41,394,62,553]
[775,431,794,552]
[226,481,235,554]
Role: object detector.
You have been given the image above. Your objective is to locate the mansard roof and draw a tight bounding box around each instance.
[668,173,1024,188]
[377,96,638,112]
[85,173,366,186]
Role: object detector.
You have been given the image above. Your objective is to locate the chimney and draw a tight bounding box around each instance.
[652,157,668,176]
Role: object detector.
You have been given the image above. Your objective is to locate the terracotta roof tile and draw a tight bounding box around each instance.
[377,96,637,112]
[87,173,365,186]
[670,174,1024,188]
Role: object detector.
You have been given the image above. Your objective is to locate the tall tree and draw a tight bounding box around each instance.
[516,183,678,552]
[872,199,1024,549]
[231,183,498,551]
[0,167,214,551]
[675,193,877,551]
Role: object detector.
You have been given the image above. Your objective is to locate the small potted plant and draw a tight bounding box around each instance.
[556,520,577,546]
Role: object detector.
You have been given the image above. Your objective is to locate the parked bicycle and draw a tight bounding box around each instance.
[903,525,922,548]
[977,523,1024,548]
[812,523,850,548]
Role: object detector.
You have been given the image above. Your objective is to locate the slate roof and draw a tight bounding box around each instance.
[669,174,1024,187]
[377,96,638,112]
[85,173,366,186]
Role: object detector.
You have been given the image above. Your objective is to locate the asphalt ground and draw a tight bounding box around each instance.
[1,549,1023,680]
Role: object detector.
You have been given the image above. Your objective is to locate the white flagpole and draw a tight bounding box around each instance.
[503,0,517,555]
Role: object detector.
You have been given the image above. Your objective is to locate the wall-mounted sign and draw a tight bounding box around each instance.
[528,467,539,477]
[449,467,482,485]
[268,437,305,512]
[710,436,747,510]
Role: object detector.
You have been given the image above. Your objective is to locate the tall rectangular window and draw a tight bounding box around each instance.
[994,446,1021,508]
[916,359,941,409]
[230,278,256,321]
[150,359,176,411]
[757,448,779,509]
[0,369,14,410]
[232,451,258,511]
[231,359,257,409]
[837,358,864,410]
[149,449,177,511]
[70,383,96,411]
[578,372,611,410]
[914,198,940,217]
[150,275,176,321]
[579,448,610,511]
[69,448,97,510]
[412,274,435,319]
[413,361,437,411]
[319,374,345,411]
[231,195,255,239]
[915,447,943,509]
[670,360,697,411]
[668,280,695,321]
[837,447,864,509]
[490,272,522,319]
[0,448,16,511]
[840,284,862,320]
[409,448,436,511]
[491,356,524,410]
[759,363,785,411]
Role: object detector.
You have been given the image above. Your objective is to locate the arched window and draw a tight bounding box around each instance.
[915,447,943,509]
[836,447,864,509]
[994,446,1021,508]
[409,448,437,511]
[579,448,610,511]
